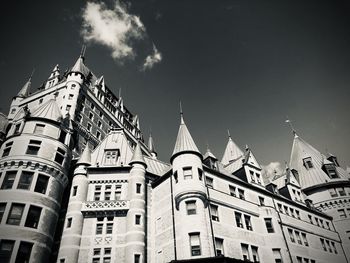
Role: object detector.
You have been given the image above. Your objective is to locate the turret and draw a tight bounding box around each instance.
[170,110,212,259]
[45,64,60,89]
[9,73,33,117]
[57,143,91,263]
[125,142,147,263]
[203,145,218,170]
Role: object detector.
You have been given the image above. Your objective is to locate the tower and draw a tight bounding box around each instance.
[0,98,74,262]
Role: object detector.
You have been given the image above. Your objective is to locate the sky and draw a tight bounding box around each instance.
[0,0,349,173]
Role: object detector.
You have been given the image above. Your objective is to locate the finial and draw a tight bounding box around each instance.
[245,144,249,151]
[227,129,231,139]
[206,141,210,151]
[29,68,35,80]
[179,101,184,124]
[285,116,296,135]
[80,45,86,58]
[118,88,122,99]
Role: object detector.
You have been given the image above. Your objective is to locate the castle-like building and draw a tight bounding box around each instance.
[0,53,349,263]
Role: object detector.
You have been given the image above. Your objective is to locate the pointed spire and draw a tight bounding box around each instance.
[129,141,147,167]
[16,70,34,98]
[171,106,201,162]
[80,44,87,60]
[221,131,244,165]
[77,143,92,166]
[148,129,156,154]
[70,48,90,77]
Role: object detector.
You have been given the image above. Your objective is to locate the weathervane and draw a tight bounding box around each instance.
[285,116,296,135]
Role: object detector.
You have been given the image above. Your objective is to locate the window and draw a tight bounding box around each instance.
[93,248,101,256]
[283,206,289,215]
[2,141,13,157]
[26,140,41,155]
[288,229,295,243]
[96,223,103,235]
[295,210,301,219]
[210,205,219,221]
[55,147,65,165]
[250,170,255,182]
[339,187,346,196]
[331,241,337,254]
[98,121,102,128]
[278,204,283,213]
[103,257,111,263]
[66,105,71,111]
[238,189,245,200]
[173,171,178,183]
[66,218,72,228]
[251,246,259,263]
[115,185,121,200]
[295,231,302,245]
[308,215,313,224]
[105,192,111,201]
[104,248,111,255]
[135,215,141,225]
[96,131,101,140]
[59,130,67,144]
[34,174,49,194]
[324,164,338,178]
[106,223,113,234]
[15,241,33,263]
[264,218,274,233]
[290,208,295,217]
[235,212,243,228]
[94,185,101,201]
[272,248,282,263]
[206,177,213,188]
[329,188,338,197]
[134,254,141,263]
[72,186,78,196]
[17,171,34,190]
[326,240,332,252]
[34,124,45,134]
[7,203,25,225]
[14,123,21,134]
[0,240,15,263]
[104,150,119,165]
[338,209,347,219]
[77,114,82,123]
[256,173,261,184]
[320,238,326,251]
[229,185,236,197]
[1,171,17,189]
[259,196,265,206]
[198,168,203,180]
[303,157,313,169]
[297,257,302,263]
[136,183,141,194]
[183,167,192,180]
[244,215,253,230]
[25,205,42,228]
[0,203,6,223]
[241,243,250,261]
[215,238,224,256]
[89,112,94,120]
[189,233,201,256]
[87,123,92,131]
[301,233,308,246]
[186,201,197,215]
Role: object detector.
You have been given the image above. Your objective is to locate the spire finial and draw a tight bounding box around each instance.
[179,101,184,124]
[285,116,296,135]
[227,129,231,138]
[118,88,122,98]
[29,68,35,80]
[245,144,249,151]
[80,45,86,59]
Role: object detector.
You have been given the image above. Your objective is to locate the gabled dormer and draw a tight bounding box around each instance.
[322,159,339,179]
[203,147,218,170]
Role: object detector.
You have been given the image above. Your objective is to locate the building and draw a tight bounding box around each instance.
[0,53,349,263]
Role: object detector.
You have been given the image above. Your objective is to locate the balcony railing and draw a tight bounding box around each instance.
[81,200,129,217]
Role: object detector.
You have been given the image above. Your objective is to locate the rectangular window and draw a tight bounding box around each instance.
[93,248,101,256]
[338,209,347,219]
[288,229,295,243]
[96,131,101,140]
[283,206,289,215]
[338,187,346,196]
[272,248,282,263]
[134,254,141,263]
[26,140,41,155]
[301,233,308,246]
[104,150,119,165]
[25,205,42,228]
[256,173,261,184]
[14,123,21,134]
[278,204,283,213]
[96,223,103,235]
[17,171,34,190]
[259,196,265,206]
[186,201,197,215]
[55,147,65,165]
[295,210,301,219]
[0,240,15,263]
[66,105,71,111]
[72,186,78,196]
[251,246,259,262]
[244,215,253,230]
[320,238,326,251]
[1,171,17,189]
[235,212,243,228]
[87,123,92,131]
[2,141,13,157]
[241,243,250,261]
[16,241,33,263]
[34,124,45,134]
[215,238,224,256]
[89,112,94,120]
[183,167,193,180]
[98,121,102,128]
[238,189,245,200]
[34,174,49,194]
[331,241,337,254]
[264,218,274,233]
[106,223,113,234]
[136,183,141,194]
[229,185,236,197]
[303,157,313,169]
[103,257,111,263]
[115,185,121,200]
[250,170,255,182]
[296,256,302,263]
[189,233,201,256]
[135,215,141,225]
[7,203,25,225]
[326,240,332,252]
[206,177,213,188]
[308,215,313,224]
[105,192,111,201]
[104,248,111,255]
[210,205,219,221]
[59,130,67,144]
[295,231,302,245]
[0,203,6,223]
[329,188,338,197]
[66,218,72,228]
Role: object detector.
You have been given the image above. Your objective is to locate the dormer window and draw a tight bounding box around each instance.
[323,164,338,179]
[328,156,339,167]
[303,157,314,169]
[104,150,120,165]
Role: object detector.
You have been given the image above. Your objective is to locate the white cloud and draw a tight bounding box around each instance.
[261,161,284,180]
[81,1,146,60]
[142,45,162,71]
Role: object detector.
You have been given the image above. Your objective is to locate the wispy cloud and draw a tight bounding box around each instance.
[261,161,284,180]
[142,45,162,71]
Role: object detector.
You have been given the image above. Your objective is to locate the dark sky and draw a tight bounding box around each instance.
[0,0,349,169]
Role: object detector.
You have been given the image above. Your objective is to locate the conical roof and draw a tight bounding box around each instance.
[70,56,90,77]
[31,99,62,122]
[171,114,201,161]
[221,134,244,165]
[0,112,8,133]
[16,77,31,98]
[129,141,147,167]
[77,143,91,166]
[148,133,156,153]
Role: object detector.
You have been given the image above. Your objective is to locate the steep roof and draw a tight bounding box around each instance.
[171,114,201,161]
[221,135,244,166]
[77,143,92,166]
[31,99,62,122]
[70,56,90,77]
[0,112,8,133]
[129,142,146,167]
[289,133,349,189]
[16,77,31,98]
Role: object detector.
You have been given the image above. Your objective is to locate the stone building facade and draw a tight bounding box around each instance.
[0,54,349,263]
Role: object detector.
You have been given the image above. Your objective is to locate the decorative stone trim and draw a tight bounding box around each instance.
[89,179,128,184]
[81,200,129,217]
[174,191,208,210]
